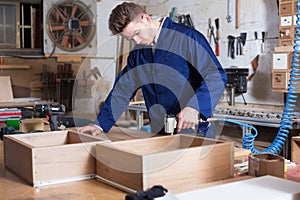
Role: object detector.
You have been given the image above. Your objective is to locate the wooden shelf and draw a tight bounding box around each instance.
[0,65,31,69]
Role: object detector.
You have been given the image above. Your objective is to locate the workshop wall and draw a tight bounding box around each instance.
[142,0,284,106]
[0,57,80,98]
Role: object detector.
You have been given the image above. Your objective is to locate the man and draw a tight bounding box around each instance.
[78,2,227,137]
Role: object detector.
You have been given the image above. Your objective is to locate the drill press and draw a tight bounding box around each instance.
[225,68,249,106]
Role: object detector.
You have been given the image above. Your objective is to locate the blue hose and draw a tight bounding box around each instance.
[217,2,300,154]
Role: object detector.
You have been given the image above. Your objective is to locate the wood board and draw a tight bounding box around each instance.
[0,76,13,102]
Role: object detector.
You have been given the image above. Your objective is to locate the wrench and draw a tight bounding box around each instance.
[226,0,232,23]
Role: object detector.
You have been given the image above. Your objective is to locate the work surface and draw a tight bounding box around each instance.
[1,127,300,200]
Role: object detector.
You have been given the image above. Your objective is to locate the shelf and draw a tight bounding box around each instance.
[0,65,31,69]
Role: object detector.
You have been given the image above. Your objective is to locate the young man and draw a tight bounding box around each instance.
[78,2,227,137]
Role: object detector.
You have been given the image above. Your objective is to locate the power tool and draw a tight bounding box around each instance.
[164,114,217,134]
[34,103,66,131]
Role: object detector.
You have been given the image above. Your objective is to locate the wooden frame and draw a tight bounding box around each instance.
[96,135,234,192]
[4,130,106,186]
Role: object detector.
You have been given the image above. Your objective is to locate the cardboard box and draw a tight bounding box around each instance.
[248,153,285,178]
[96,135,234,192]
[4,130,106,186]
[20,118,47,133]
[291,136,300,163]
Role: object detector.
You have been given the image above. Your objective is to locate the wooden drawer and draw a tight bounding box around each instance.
[273,52,292,70]
[4,130,106,186]
[272,71,289,89]
[96,135,234,192]
[279,38,294,47]
[280,2,294,15]
[280,26,294,39]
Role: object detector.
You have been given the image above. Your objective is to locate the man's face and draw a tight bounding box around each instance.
[121,15,155,46]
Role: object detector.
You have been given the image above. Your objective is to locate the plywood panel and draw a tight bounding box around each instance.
[0,76,14,102]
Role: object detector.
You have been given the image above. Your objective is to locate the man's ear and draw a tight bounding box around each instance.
[141,14,151,23]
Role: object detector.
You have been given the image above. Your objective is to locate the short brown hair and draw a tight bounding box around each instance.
[108,2,146,35]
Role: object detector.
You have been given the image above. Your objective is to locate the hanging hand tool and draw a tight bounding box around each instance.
[240,32,247,55]
[207,18,214,44]
[226,0,232,23]
[227,35,235,59]
[185,14,194,29]
[215,18,220,56]
[254,31,260,55]
[261,31,266,53]
[235,0,240,28]
[236,36,242,56]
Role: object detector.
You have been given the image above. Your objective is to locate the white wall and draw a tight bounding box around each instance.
[142,0,284,106]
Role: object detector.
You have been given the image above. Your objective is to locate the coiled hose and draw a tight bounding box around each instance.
[218,2,300,154]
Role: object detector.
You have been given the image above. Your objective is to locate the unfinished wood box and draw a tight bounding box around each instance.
[4,130,106,186]
[96,135,234,192]
[291,136,300,163]
[248,153,285,178]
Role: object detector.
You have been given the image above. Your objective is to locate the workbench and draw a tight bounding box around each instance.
[1,126,299,199]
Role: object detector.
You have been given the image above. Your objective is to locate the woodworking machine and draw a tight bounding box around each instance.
[225,68,249,106]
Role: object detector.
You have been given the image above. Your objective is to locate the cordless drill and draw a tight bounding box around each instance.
[34,103,65,131]
[164,114,216,134]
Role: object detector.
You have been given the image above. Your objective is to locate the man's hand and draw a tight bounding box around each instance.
[176,107,199,132]
[77,125,108,139]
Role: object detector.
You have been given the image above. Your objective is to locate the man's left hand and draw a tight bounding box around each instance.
[176,107,199,132]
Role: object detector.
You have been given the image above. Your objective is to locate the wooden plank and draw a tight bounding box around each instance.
[96,142,143,191]
[0,76,13,102]
[68,131,107,143]
[33,142,98,183]
[0,64,31,69]
[144,143,233,192]
[8,131,69,147]
[4,135,34,184]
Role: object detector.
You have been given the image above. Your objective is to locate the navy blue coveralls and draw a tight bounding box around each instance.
[95,17,227,137]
